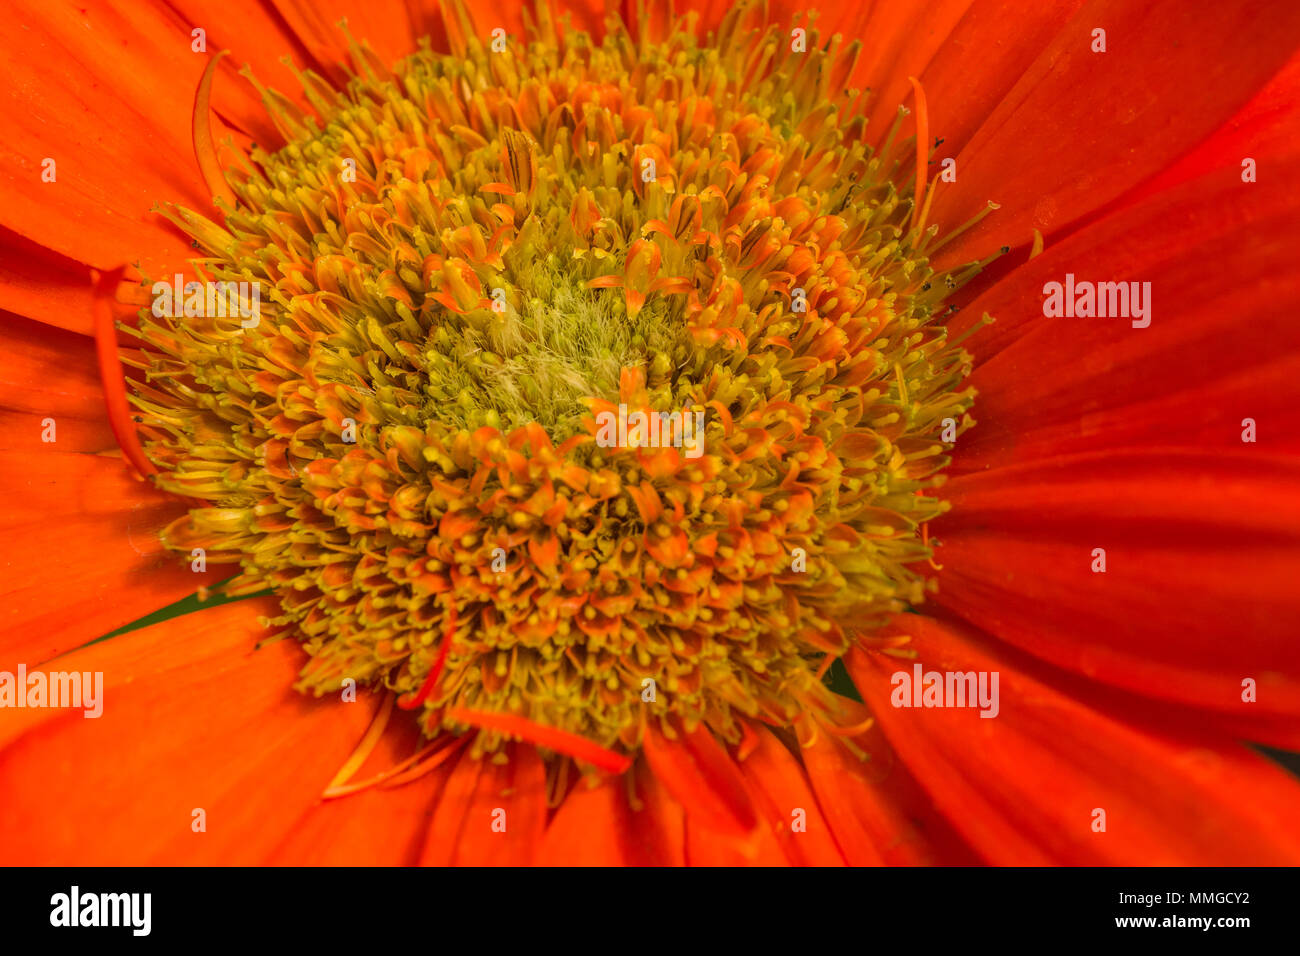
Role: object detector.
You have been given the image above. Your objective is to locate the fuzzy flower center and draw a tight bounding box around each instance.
[426,258,683,438]
[126,0,980,766]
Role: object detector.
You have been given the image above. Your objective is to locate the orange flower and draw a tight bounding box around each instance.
[1,0,1299,866]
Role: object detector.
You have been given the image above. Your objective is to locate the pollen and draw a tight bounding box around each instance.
[124,0,984,768]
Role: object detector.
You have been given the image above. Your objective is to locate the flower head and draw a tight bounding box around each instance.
[130,0,977,765]
[2,0,1299,868]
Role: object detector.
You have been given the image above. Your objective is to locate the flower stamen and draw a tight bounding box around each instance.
[446,707,632,774]
[325,691,395,792]
[92,267,157,479]
[908,75,931,235]
[191,50,237,208]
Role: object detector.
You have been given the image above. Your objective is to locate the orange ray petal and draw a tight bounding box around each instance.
[0,597,375,864]
[930,449,1300,747]
[269,0,418,78]
[950,152,1300,463]
[0,232,96,334]
[420,745,548,865]
[915,0,1086,161]
[0,2,241,272]
[801,716,978,865]
[169,0,327,146]
[736,726,848,865]
[642,721,760,840]
[848,615,1300,864]
[538,760,686,865]
[929,0,1300,270]
[0,310,115,452]
[0,450,224,663]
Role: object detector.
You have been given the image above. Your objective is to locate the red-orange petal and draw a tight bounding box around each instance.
[0,233,96,334]
[929,0,1300,270]
[420,744,548,865]
[848,615,1300,864]
[0,597,375,864]
[0,3,238,272]
[801,718,978,865]
[0,310,115,452]
[538,760,687,866]
[169,0,329,147]
[736,726,847,865]
[641,720,760,840]
[950,150,1300,424]
[266,717,451,865]
[0,449,224,663]
[916,0,1086,160]
[269,0,419,77]
[929,449,1300,747]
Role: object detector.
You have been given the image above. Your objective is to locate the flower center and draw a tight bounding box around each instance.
[424,256,685,439]
[127,0,982,767]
